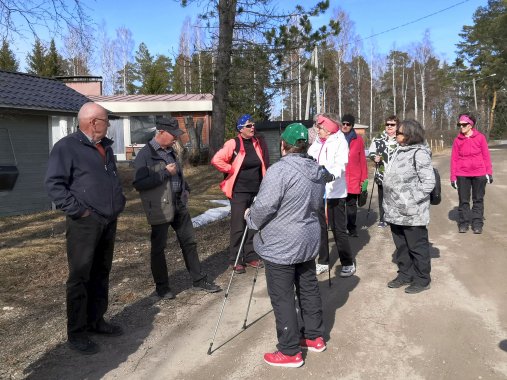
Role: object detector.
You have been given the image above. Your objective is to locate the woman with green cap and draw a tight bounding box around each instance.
[245,123,330,368]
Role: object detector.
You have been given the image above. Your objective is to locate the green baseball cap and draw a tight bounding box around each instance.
[281,123,308,145]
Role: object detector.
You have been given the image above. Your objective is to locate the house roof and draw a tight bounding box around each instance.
[0,70,91,114]
[88,93,213,114]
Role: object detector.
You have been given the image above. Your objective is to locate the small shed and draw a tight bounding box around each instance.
[0,70,90,216]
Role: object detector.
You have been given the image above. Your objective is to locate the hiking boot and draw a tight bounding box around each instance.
[387,278,412,288]
[246,259,264,269]
[193,278,222,293]
[300,337,326,352]
[316,263,329,275]
[232,264,246,274]
[458,225,469,233]
[340,263,356,277]
[404,283,431,294]
[157,290,175,300]
[88,319,123,337]
[348,230,359,237]
[68,336,99,355]
[263,351,304,368]
[472,226,483,234]
[378,221,388,228]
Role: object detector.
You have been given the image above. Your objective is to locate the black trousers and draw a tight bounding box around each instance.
[377,185,385,222]
[346,193,359,234]
[150,197,205,295]
[229,192,259,264]
[318,198,354,266]
[66,215,117,339]
[390,224,431,286]
[264,259,324,356]
[457,176,487,229]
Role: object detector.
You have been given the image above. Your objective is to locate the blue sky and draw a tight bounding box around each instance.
[12,0,488,70]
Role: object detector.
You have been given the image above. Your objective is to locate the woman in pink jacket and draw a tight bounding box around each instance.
[450,113,493,234]
[341,114,368,237]
[211,114,270,273]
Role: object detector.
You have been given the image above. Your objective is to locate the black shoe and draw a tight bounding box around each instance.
[348,231,358,237]
[404,283,430,294]
[68,336,99,355]
[472,226,483,234]
[157,290,175,300]
[458,225,469,233]
[193,278,222,293]
[387,278,411,288]
[88,319,123,337]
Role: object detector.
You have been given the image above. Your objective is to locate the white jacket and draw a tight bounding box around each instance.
[308,132,349,199]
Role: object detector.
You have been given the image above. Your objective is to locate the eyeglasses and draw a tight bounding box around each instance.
[386,123,397,127]
[95,117,110,127]
[342,122,351,126]
[395,130,404,136]
[242,123,255,129]
[457,123,469,128]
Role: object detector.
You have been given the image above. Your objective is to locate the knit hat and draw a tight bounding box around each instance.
[237,114,253,131]
[317,115,340,134]
[281,123,308,145]
[341,114,355,127]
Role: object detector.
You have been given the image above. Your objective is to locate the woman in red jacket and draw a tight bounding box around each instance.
[211,114,270,273]
[341,114,368,237]
[450,113,493,234]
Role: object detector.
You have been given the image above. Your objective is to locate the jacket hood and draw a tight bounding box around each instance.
[281,153,322,184]
[397,143,431,155]
[73,129,114,147]
[456,128,479,140]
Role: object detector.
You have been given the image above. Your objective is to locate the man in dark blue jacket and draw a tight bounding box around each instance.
[45,102,126,355]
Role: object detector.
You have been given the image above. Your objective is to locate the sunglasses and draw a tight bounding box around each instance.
[342,122,351,126]
[395,130,404,136]
[457,123,469,128]
[386,123,397,127]
[242,123,255,129]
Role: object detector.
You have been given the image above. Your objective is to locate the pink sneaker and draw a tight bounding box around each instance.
[300,337,326,352]
[263,351,304,368]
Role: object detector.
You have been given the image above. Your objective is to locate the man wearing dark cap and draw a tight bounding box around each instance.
[133,117,221,299]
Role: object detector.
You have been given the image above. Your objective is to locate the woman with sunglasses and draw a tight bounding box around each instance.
[368,115,400,228]
[450,113,493,234]
[382,119,435,294]
[212,114,270,273]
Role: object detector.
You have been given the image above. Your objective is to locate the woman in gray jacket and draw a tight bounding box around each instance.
[245,123,329,368]
[383,119,435,294]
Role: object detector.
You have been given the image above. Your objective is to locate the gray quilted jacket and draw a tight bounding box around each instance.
[382,144,435,226]
[245,154,326,265]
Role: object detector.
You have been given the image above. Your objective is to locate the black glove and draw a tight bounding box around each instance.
[451,181,457,190]
[486,174,493,184]
[318,165,335,183]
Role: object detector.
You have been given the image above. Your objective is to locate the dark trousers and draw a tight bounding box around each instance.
[390,224,431,286]
[264,259,324,356]
[150,197,205,295]
[318,198,354,266]
[229,192,259,264]
[377,185,385,222]
[66,215,117,340]
[457,176,487,229]
[346,193,359,234]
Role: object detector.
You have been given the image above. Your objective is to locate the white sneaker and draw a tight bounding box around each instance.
[340,263,356,277]
[315,264,329,275]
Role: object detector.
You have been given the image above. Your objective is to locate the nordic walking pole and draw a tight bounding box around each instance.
[324,193,331,288]
[207,225,249,355]
[366,163,378,221]
[242,263,260,329]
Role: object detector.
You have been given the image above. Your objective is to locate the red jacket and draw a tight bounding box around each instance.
[450,129,492,181]
[211,135,269,199]
[346,134,368,194]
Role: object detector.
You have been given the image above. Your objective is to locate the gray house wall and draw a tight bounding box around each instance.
[0,114,51,216]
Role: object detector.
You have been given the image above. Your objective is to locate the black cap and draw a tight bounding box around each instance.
[155,117,184,136]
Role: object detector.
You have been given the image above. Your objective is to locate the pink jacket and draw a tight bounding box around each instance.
[346,135,368,194]
[450,129,492,181]
[211,135,269,199]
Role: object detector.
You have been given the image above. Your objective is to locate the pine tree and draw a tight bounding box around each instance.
[0,40,19,71]
[26,39,47,76]
[44,39,64,77]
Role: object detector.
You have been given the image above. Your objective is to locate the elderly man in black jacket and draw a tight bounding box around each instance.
[45,102,126,355]
[133,117,221,299]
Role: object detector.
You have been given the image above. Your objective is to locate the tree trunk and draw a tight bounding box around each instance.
[392,57,396,115]
[338,54,342,118]
[210,0,237,155]
[314,47,321,114]
[357,57,361,123]
[413,64,418,121]
[486,89,497,141]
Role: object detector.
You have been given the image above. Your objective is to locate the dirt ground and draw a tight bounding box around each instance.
[2,147,507,379]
